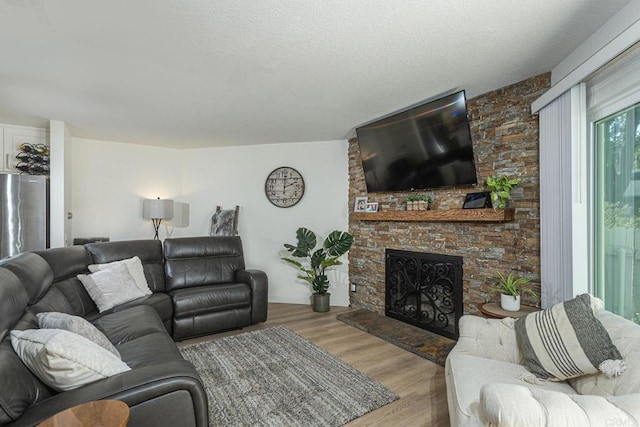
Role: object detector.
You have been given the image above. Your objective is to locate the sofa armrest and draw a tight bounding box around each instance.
[8,360,208,427]
[479,383,640,427]
[236,269,268,323]
[450,315,521,364]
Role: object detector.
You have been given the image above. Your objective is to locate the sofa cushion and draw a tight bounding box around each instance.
[85,240,166,292]
[102,292,173,328]
[33,246,97,317]
[0,337,52,424]
[515,293,624,381]
[37,312,120,357]
[92,305,170,346]
[445,353,575,425]
[28,286,77,316]
[78,264,146,312]
[89,256,152,296]
[163,236,245,291]
[0,268,29,342]
[0,253,53,304]
[10,328,130,392]
[117,332,185,368]
[91,306,183,368]
[35,245,92,282]
[570,308,640,396]
[450,315,522,364]
[171,283,251,318]
[173,307,252,341]
[480,383,640,427]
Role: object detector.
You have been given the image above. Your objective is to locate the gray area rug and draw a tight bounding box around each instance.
[179,326,399,426]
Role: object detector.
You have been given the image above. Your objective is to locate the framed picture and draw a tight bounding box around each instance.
[462,191,492,209]
[365,202,379,212]
[354,196,368,212]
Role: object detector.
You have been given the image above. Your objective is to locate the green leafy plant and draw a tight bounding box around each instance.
[282,227,354,295]
[604,201,640,229]
[403,194,433,203]
[486,176,521,209]
[489,271,538,300]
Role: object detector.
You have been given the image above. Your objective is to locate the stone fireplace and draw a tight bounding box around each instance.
[385,249,463,339]
[347,73,549,317]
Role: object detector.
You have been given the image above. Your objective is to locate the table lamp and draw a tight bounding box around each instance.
[143,197,174,239]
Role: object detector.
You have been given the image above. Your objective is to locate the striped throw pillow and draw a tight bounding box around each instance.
[515,293,625,381]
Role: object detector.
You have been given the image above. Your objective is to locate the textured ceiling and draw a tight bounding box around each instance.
[0,0,630,148]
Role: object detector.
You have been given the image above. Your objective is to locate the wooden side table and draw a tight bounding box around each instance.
[478,302,539,319]
[38,400,129,427]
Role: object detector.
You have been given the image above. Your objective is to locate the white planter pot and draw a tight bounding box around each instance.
[501,294,521,312]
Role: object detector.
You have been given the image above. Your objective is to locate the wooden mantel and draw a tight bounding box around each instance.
[350,208,515,223]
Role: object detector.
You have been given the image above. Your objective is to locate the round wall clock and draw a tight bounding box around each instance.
[265,166,305,208]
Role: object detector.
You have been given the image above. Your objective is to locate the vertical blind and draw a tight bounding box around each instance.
[539,90,576,308]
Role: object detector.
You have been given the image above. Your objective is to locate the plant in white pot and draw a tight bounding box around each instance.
[282,227,354,312]
[489,270,537,312]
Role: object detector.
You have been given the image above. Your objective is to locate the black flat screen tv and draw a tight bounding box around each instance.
[356,90,478,193]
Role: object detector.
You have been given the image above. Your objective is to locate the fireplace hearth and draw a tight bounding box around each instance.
[385,249,463,340]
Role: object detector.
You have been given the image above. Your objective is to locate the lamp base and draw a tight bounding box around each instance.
[151,218,162,240]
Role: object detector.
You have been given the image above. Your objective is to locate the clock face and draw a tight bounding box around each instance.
[265,167,305,208]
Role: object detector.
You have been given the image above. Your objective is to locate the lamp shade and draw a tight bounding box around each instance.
[143,198,174,220]
[167,202,189,227]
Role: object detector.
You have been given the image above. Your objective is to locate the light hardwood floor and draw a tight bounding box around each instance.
[179,303,451,427]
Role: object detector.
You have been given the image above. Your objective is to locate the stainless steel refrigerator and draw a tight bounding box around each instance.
[0,174,48,259]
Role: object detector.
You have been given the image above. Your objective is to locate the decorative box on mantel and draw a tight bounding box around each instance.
[351,208,515,223]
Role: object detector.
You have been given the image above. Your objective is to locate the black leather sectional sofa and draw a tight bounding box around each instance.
[0,236,268,426]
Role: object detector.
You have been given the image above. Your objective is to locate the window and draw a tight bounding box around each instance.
[539,41,640,315]
[594,103,640,323]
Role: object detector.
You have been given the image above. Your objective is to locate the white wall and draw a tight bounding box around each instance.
[72,138,350,306]
[49,120,73,247]
[179,140,350,306]
[72,138,183,241]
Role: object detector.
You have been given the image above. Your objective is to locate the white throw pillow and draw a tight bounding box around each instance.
[10,329,130,392]
[37,312,120,358]
[88,256,152,296]
[515,293,625,381]
[78,263,145,312]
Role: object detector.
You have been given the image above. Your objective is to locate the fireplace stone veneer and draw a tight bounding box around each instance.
[385,249,463,340]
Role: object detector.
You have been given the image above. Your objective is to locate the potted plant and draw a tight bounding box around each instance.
[486,176,521,209]
[282,227,354,312]
[489,270,537,311]
[403,194,433,211]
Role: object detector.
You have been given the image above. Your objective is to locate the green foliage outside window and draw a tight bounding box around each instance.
[603,201,640,229]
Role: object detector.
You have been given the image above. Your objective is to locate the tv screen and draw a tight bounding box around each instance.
[356,90,478,193]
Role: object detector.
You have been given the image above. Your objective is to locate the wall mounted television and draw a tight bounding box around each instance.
[356,90,478,193]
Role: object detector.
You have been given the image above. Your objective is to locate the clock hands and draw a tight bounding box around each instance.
[283,179,299,189]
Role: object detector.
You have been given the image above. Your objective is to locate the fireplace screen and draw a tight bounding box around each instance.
[385,249,463,340]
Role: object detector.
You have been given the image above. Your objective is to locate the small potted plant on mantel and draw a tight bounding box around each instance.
[489,270,538,312]
[486,176,521,209]
[404,194,433,211]
[282,227,354,312]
